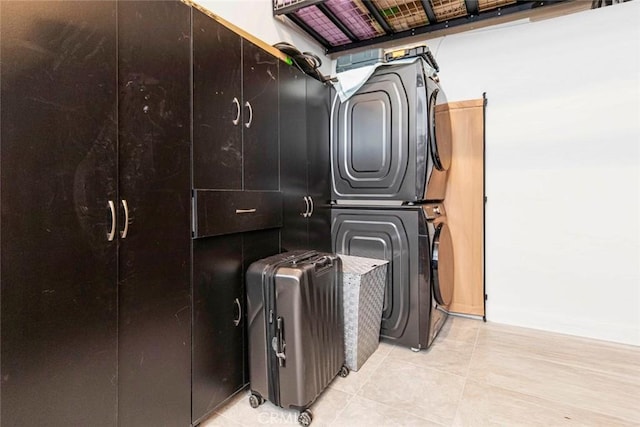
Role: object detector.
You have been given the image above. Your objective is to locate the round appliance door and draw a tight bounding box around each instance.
[429,88,452,171]
[432,222,454,306]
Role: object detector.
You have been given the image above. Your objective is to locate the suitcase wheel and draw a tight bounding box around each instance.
[339,365,350,378]
[297,409,313,427]
[249,392,264,409]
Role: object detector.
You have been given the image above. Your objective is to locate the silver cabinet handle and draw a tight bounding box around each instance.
[244,101,253,128]
[308,196,314,217]
[302,196,310,218]
[232,97,240,125]
[235,208,256,214]
[121,199,130,239]
[107,200,116,241]
[233,298,242,326]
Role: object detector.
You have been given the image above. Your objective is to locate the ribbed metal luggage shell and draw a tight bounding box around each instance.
[246,251,344,410]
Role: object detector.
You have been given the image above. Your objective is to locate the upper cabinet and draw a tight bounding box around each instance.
[193,10,242,190]
[242,41,280,191]
[280,65,332,252]
[193,9,279,192]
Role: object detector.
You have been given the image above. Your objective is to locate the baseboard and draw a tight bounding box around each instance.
[449,303,484,317]
[488,306,640,346]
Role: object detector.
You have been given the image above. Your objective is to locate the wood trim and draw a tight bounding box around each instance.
[444,98,485,316]
[443,99,484,110]
[182,0,289,63]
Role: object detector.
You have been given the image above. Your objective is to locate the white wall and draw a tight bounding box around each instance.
[194,0,640,345]
[194,0,333,76]
[428,2,640,345]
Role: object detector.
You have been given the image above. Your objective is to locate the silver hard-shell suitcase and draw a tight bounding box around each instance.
[246,251,348,426]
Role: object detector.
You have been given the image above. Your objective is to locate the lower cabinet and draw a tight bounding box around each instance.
[192,229,280,424]
[192,235,244,424]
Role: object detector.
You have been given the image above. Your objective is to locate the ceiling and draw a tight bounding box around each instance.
[273,0,592,54]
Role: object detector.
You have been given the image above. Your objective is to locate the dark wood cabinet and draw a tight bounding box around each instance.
[191,8,283,425]
[1,2,326,425]
[117,2,192,426]
[195,190,283,238]
[243,41,280,191]
[1,1,191,426]
[306,76,333,253]
[193,10,279,192]
[0,2,119,425]
[280,66,332,252]
[280,64,310,250]
[192,235,245,424]
[192,229,280,424]
[193,11,243,190]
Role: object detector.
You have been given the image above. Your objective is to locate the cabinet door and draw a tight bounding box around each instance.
[280,65,309,251]
[117,2,192,426]
[241,229,281,383]
[1,2,118,425]
[192,235,244,424]
[193,9,242,190]
[242,41,279,191]
[306,76,332,252]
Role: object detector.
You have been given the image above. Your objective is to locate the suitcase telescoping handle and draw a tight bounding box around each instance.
[313,255,333,270]
[271,317,286,367]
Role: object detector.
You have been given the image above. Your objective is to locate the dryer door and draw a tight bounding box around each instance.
[431,222,454,306]
[331,72,409,198]
[429,87,452,172]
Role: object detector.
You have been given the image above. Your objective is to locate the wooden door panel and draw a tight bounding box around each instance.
[242,41,279,191]
[192,235,244,424]
[117,2,192,426]
[0,2,118,425]
[193,9,243,190]
[280,65,309,251]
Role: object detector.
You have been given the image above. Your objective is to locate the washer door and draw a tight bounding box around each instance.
[432,222,454,306]
[429,88,452,171]
[332,208,416,340]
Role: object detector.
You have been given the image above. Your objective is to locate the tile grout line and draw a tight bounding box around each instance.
[212,392,251,426]
[450,322,482,426]
[385,343,473,381]
[468,327,640,425]
[328,344,398,425]
[471,380,640,427]
[346,393,450,426]
[326,387,359,426]
[472,377,640,426]
[350,345,396,396]
[479,327,640,381]
[352,341,470,426]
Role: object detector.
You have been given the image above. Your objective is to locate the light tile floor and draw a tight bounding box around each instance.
[202,316,640,426]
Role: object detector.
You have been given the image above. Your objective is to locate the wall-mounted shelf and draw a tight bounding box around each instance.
[274,0,570,53]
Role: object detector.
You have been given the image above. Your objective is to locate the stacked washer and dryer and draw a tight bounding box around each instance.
[330,56,454,351]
